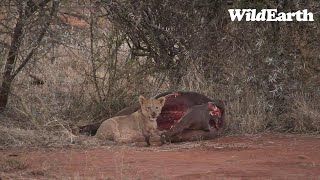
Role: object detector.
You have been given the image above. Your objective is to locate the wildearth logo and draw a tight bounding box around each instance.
[229,9,314,22]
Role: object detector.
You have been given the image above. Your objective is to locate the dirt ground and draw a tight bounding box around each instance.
[0,134,320,179]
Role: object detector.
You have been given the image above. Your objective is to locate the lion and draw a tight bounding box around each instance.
[95,95,166,146]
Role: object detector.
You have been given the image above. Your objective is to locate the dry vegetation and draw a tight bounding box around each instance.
[0,0,319,147]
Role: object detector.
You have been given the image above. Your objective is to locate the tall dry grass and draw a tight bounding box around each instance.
[281,93,320,133]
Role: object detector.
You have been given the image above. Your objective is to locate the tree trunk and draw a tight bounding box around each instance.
[0,18,24,112]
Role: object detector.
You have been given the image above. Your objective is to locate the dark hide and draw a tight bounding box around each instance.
[161,102,223,143]
[78,91,225,141]
[78,123,101,136]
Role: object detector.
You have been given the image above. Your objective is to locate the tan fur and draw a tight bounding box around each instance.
[95,95,166,144]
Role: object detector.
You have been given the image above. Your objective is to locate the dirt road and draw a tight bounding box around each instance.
[1,134,319,179]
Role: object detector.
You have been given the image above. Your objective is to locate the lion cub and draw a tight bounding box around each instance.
[96,95,166,145]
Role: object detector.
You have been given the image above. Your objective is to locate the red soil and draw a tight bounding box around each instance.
[1,134,320,179]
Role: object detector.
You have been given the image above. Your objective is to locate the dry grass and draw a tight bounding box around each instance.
[0,158,28,173]
[283,93,320,133]
[224,89,272,134]
[0,125,75,147]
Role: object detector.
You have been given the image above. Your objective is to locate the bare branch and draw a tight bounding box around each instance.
[12,0,59,78]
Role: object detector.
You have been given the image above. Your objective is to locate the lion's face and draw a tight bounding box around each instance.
[139,96,166,121]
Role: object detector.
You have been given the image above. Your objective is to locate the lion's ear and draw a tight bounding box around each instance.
[158,97,166,107]
[139,95,146,106]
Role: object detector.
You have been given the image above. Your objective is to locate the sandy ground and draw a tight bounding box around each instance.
[0,134,320,179]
